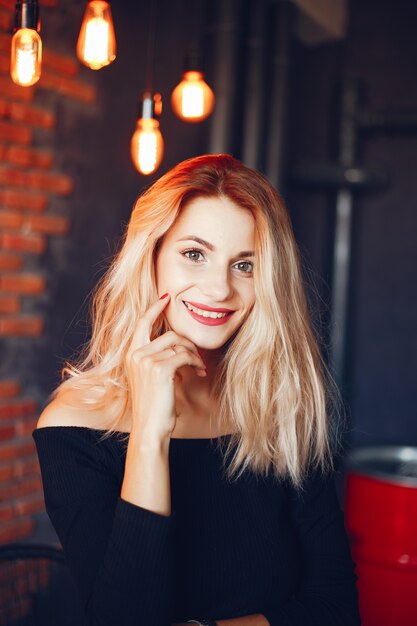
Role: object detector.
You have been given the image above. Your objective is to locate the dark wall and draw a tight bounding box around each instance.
[286,0,417,447]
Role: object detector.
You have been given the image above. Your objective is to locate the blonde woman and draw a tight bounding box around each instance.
[33,154,360,626]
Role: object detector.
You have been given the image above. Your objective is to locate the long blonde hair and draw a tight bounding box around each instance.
[50,154,343,487]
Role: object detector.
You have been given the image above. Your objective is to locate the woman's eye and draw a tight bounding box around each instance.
[182,248,204,262]
[234,261,253,274]
[181,249,253,274]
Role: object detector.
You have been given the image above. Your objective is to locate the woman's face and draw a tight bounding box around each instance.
[155,195,256,350]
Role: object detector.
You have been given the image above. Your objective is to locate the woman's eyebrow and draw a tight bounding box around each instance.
[176,235,254,257]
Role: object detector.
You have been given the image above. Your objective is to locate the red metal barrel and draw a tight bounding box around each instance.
[344,446,417,626]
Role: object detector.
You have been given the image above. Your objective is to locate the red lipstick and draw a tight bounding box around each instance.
[182,301,235,326]
[184,301,234,313]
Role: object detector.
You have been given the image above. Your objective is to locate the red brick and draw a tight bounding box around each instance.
[0,120,32,144]
[39,72,97,104]
[0,77,34,101]
[0,273,45,294]
[0,425,14,440]
[0,464,10,480]
[0,494,44,523]
[0,380,20,398]
[0,0,57,9]
[0,252,23,269]
[1,475,43,499]
[0,398,37,419]
[0,144,53,168]
[15,494,45,516]
[0,416,37,438]
[40,0,59,6]
[0,455,39,480]
[28,213,70,236]
[0,9,12,31]
[0,315,44,336]
[43,48,79,77]
[0,296,20,313]
[0,189,48,211]
[0,439,35,461]
[0,210,68,235]
[0,232,46,254]
[0,167,73,194]
[0,0,14,11]
[17,417,38,437]
[16,456,40,477]
[0,464,14,481]
[0,516,34,543]
[0,502,13,522]
[0,53,8,73]
[0,209,22,228]
[0,100,55,129]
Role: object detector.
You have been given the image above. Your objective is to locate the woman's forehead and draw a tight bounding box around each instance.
[168,195,255,239]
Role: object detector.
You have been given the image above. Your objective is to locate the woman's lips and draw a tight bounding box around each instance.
[185,300,234,313]
[182,301,235,326]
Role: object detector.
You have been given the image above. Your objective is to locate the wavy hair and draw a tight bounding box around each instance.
[50,154,343,487]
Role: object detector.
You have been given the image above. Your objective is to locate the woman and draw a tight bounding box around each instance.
[33,154,360,626]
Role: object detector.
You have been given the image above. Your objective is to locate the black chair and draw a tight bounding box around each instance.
[0,543,87,626]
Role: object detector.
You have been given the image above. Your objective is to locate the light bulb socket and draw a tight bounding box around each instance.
[13,0,40,32]
[138,91,162,120]
[183,48,204,73]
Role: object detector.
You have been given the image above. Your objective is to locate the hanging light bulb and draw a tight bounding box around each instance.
[131,92,164,176]
[77,1,116,70]
[171,70,215,122]
[171,49,215,123]
[10,0,42,87]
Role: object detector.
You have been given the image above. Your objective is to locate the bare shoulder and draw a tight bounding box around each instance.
[36,396,106,430]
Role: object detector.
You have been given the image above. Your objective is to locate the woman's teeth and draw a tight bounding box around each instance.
[184,302,229,319]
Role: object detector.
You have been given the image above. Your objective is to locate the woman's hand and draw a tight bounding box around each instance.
[125,293,206,443]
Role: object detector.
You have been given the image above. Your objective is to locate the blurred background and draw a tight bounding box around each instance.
[0,0,416,624]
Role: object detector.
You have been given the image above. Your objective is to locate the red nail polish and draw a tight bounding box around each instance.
[159,293,169,299]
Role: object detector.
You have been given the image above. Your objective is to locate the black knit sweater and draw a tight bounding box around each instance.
[32,426,360,626]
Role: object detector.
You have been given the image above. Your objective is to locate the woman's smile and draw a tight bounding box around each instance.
[182,300,235,325]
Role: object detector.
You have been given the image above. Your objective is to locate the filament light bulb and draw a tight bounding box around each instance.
[171,70,215,122]
[77,1,116,70]
[11,27,42,86]
[131,118,164,176]
[10,0,42,87]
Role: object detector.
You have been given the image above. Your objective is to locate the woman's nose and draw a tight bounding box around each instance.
[200,266,234,302]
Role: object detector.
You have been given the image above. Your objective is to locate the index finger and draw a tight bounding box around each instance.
[127,293,171,357]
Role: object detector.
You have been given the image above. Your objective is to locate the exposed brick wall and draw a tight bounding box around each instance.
[0,0,97,545]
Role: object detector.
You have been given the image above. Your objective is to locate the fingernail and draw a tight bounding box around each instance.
[159,293,169,300]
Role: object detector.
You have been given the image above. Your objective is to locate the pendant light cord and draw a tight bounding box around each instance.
[192,0,204,54]
[145,0,157,91]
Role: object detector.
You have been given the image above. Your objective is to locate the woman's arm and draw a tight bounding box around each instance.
[262,466,361,626]
[121,428,171,515]
[33,426,177,626]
